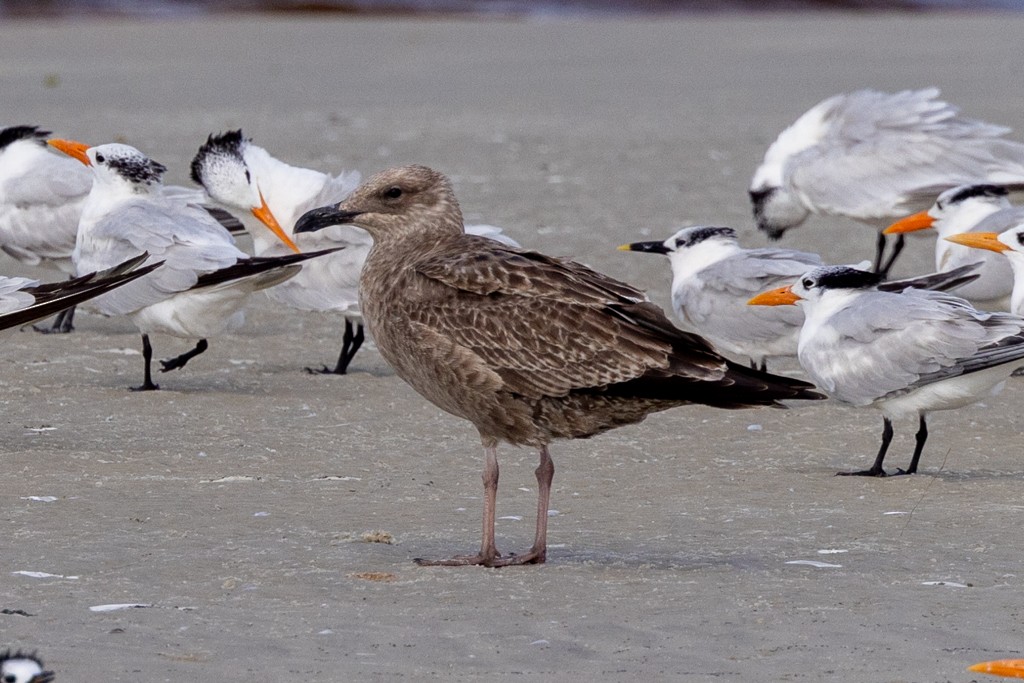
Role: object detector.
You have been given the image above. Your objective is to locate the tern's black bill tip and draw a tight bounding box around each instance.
[294,206,362,234]
[620,241,670,255]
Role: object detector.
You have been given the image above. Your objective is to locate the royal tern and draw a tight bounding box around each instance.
[620,225,981,370]
[293,165,822,567]
[0,650,54,683]
[49,138,339,391]
[0,125,242,334]
[191,130,518,375]
[886,184,1017,308]
[750,265,1024,476]
[946,221,1024,315]
[750,88,1024,273]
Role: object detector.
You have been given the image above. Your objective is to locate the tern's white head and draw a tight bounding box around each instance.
[885,184,1011,238]
[190,131,299,253]
[0,126,52,162]
[619,225,741,280]
[0,126,83,191]
[190,130,258,213]
[0,650,55,683]
[47,139,166,194]
[748,265,883,309]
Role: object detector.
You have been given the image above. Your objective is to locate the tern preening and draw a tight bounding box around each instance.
[750,88,1024,274]
[620,225,981,371]
[750,265,1024,477]
[48,138,340,391]
[0,125,242,334]
[0,650,54,683]
[886,184,1018,309]
[191,130,517,375]
[293,164,822,567]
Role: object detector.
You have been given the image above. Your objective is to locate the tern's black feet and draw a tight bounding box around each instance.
[159,339,209,373]
[32,306,75,334]
[130,380,160,392]
[836,467,888,477]
[304,364,346,375]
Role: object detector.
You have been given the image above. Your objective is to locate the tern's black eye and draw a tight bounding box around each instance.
[383,186,403,199]
[94,153,105,164]
[801,278,814,289]
[244,169,251,183]
[1017,232,1024,247]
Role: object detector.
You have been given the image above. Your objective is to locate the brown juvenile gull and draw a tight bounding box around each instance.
[294,165,823,567]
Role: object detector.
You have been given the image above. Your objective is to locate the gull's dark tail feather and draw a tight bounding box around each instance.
[593,302,824,408]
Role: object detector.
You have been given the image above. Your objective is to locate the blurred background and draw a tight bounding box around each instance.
[1,0,1022,19]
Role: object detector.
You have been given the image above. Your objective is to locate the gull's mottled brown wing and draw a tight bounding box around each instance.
[410,240,744,401]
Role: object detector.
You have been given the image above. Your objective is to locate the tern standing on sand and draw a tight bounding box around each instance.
[294,165,822,567]
[750,88,1024,274]
[750,265,1024,477]
[49,139,338,391]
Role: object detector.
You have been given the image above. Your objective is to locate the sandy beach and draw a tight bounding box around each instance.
[1,12,1024,681]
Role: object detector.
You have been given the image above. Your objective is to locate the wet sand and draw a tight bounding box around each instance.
[1,13,1023,681]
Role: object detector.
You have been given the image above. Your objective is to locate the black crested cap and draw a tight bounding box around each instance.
[674,225,737,248]
[806,266,883,290]
[106,153,166,185]
[0,648,43,664]
[945,184,1008,205]
[0,125,49,151]
[190,129,248,185]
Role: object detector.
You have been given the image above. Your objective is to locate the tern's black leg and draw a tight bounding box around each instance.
[838,417,893,477]
[895,415,928,476]
[131,334,160,391]
[33,304,76,334]
[159,339,209,373]
[759,359,767,373]
[875,234,905,277]
[306,319,365,375]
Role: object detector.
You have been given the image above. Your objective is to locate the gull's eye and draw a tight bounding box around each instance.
[94,153,105,164]
[384,186,403,199]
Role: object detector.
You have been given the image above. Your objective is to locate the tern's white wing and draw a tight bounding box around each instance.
[800,288,1024,406]
[676,249,820,358]
[787,89,1024,220]
[77,199,245,316]
[0,276,38,314]
[0,151,90,266]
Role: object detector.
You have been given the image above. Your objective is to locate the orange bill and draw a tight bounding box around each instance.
[251,190,301,254]
[748,285,801,306]
[883,210,934,235]
[47,138,92,165]
[945,231,1010,253]
[969,659,1024,678]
